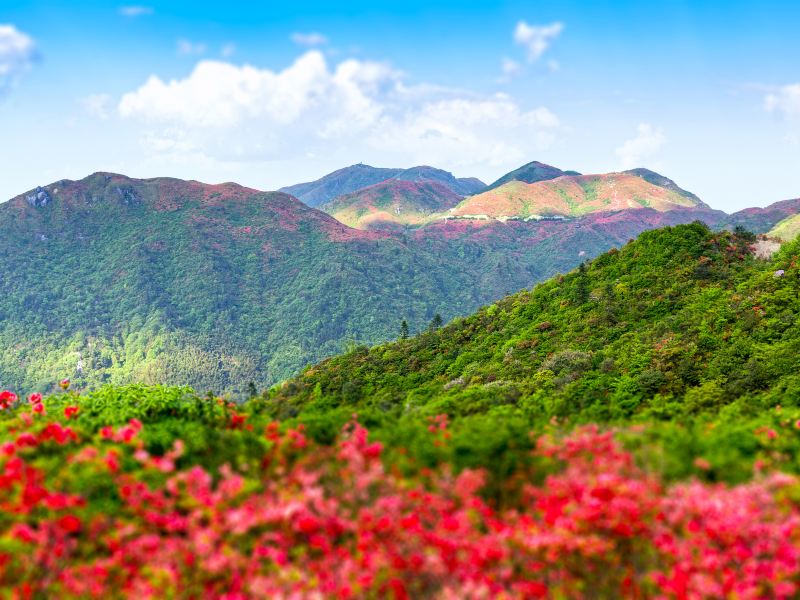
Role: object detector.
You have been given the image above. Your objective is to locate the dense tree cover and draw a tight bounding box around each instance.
[0,173,721,396]
[265,223,800,484]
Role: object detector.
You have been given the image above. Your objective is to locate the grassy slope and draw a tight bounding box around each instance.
[319,180,462,229]
[770,213,800,241]
[451,173,699,219]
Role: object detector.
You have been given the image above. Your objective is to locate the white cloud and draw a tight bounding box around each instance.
[0,25,37,96]
[291,32,328,47]
[514,21,563,62]
[765,84,800,119]
[81,93,112,119]
[177,39,207,56]
[117,51,560,173]
[118,6,153,17]
[615,123,666,169]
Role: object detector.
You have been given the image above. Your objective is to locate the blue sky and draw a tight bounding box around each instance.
[1,0,799,210]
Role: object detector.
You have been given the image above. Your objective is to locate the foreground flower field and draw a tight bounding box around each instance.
[0,386,799,599]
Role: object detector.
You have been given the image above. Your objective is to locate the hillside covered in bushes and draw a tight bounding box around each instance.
[267,223,800,482]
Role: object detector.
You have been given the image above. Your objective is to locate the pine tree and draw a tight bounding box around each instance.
[429,313,443,331]
[575,262,590,304]
[400,319,409,340]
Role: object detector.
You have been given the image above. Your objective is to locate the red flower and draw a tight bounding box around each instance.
[28,393,43,405]
[64,406,80,420]
[0,390,18,409]
[57,515,82,534]
[59,379,70,390]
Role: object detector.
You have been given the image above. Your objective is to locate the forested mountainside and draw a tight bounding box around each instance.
[1,167,797,396]
[4,217,800,599]
[268,223,800,481]
[0,173,722,395]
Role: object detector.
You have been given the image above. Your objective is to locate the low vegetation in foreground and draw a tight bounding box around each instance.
[1,384,800,598]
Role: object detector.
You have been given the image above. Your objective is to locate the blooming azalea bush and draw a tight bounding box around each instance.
[0,387,799,598]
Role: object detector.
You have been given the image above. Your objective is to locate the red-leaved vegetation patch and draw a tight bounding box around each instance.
[1,392,800,598]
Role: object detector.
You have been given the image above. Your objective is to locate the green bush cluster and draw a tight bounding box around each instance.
[260,223,800,485]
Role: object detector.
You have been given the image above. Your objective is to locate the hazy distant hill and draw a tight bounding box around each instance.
[280,164,485,207]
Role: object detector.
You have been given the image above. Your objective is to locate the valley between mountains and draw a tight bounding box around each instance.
[1,160,798,395]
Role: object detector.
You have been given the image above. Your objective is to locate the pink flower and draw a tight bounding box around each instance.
[693,457,711,471]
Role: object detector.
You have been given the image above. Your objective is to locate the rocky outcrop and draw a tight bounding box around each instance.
[25,187,52,208]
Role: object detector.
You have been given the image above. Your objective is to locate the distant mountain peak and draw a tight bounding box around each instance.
[279,164,406,207]
[485,160,578,191]
[281,164,485,207]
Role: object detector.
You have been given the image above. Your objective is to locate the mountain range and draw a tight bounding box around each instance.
[1,160,797,395]
[279,163,484,207]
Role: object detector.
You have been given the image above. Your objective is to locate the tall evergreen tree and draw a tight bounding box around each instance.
[575,262,590,304]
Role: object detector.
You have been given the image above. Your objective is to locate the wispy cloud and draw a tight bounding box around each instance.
[177,39,207,56]
[118,6,153,17]
[514,21,564,62]
[497,57,521,83]
[291,32,328,47]
[0,24,38,97]
[615,123,666,169]
[765,84,800,119]
[81,93,112,119]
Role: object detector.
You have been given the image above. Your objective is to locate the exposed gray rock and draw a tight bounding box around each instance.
[25,187,52,208]
[116,186,139,205]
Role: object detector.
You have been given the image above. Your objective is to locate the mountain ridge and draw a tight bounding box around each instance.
[450,171,702,220]
[1,169,796,396]
[279,163,485,208]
